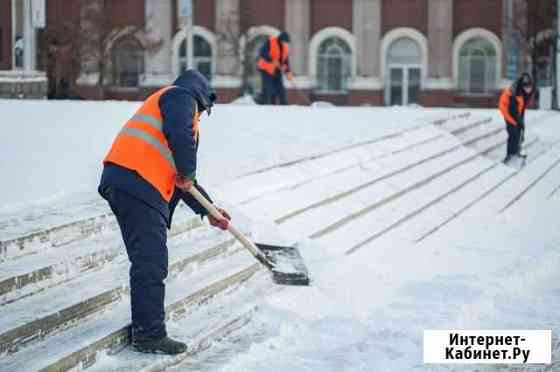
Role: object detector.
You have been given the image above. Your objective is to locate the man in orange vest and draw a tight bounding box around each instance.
[498,73,534,164]
[257,31,293,105]
[98,70,230,355]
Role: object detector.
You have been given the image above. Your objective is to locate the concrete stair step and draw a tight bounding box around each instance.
[265,127,505,231]
[0,214,202,305]
[412,139,548,242]
[0,224,237,356]
[0,250,263,372]
[218,116,485,206]
[307,134,507,255]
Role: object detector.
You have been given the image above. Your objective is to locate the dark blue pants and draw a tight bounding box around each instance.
[105,188,168,341]
[260,70,287,105]
[506,122,522,156]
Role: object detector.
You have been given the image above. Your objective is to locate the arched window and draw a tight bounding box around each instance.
[179,34,213,81]
[458,38,497,94]
[111,37,144,87]
[245,34,269,95]
[385,37,422,105]
[316,37,351,93]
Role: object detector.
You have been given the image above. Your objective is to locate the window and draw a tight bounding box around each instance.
[112,37,144,87]
[179,34,213,81]
[386,37,422,105]
[387,37,421,65]
[316,37,351,93]
[458,38,496,94]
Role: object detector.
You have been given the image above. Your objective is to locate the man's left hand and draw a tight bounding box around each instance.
[208,207,231,230]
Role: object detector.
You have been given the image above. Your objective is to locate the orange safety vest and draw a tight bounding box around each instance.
[498,88,525,126]
[103,86,201,202]
[257,36,289,75]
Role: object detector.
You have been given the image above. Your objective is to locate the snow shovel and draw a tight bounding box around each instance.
[287,74,312,106]
[188,186,310,286]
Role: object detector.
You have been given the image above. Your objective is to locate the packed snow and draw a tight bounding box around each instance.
[1,98,560,371]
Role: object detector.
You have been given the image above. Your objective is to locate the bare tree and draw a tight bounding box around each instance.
[508,0,555,86]
[215,7,267,96]
[78,0,163,98]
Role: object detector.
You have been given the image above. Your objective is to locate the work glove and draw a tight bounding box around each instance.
[208,207,231,230]
[286,71,294,81]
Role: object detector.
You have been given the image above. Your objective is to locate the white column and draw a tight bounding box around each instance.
[213,0,241,88]
[23,0,37,70]
[143,0,173,85]
[285,0,310,76]
[426,0,453,89]
[350,0,382,90]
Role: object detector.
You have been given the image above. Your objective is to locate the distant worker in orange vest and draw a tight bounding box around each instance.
[498,73,534,165]
[98,70,231,355]
[257,31,294,105]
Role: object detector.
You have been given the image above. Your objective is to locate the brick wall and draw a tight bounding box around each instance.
[453,0,502,37]
[311,0,352,35]
[107,0,145,29]
[241,0,285,32]
[0,0,12,70]
[381,0,428,36]
[194,0,215,31]
[348,90,384,106]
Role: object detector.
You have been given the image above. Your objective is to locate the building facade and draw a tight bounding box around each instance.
[1,0,551,106]
[0,0,48,98]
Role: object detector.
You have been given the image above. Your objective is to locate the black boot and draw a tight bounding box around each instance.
[132,336,187,355]
[503,155,512,164]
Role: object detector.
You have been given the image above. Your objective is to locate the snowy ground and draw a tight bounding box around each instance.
[1,99,559,371]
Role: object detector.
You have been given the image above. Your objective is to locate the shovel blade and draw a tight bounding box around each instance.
[256,243,310,286]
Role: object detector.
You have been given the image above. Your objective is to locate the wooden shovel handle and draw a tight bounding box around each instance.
[187,186,274,268]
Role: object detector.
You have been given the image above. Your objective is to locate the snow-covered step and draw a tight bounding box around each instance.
[411,139,547,243]
[0,193,107,242]
[288,146,473,241]
[416,110,470,126]
[0,250,263,372]
[444,116,493,136]
[498,148,560,213]
[0,195,195,263]
[305,134,506,254]
[87,270,275,372]
[218,115,488,207]
[0,207,115,263]
[262,126,504,226]
[240,134,454,223]
[0,225,237,356]
[440,145,560,229]
[218,124,447,206]
[321,156,496,256]
[0,214,202,305]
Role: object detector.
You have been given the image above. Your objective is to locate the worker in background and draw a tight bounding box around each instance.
[257,31,294,105]
[498,73,534,164]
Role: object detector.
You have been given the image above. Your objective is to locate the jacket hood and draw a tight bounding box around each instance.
[512,73,533,97]
[172,70,215,111]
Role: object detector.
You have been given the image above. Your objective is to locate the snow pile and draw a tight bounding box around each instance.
[230,94,257,105]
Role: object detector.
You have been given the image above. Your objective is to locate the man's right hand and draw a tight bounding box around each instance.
[175,175,194,192]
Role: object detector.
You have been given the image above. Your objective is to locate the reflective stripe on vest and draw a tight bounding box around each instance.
[103,86,177,202]
[118,126,177,169]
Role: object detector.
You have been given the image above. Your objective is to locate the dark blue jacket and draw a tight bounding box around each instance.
[99,70,215,227]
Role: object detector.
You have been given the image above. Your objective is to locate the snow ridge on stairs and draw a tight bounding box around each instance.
[5,111,560,371]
